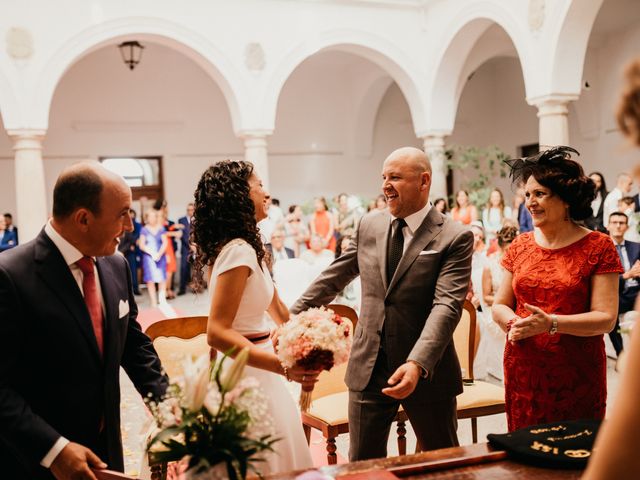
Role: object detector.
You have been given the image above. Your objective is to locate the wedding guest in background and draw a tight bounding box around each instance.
[3,213,18,245]
[0,162,167,480]
[335,193,357,239]
[177,203,195,295]
[375,194,387,211]
[607,211,640,359]
[283,205,309,257]
[154,200,181,299]
[618,196,640,242]
[585,57,640,480]
[433,197,449,215]
[482,188,512,245]
[586,172,608,232]
[493,146,621,432]
[603,172,633,225]
[309,196,336,252]
[268,197,285,226]
[300,234,334,270]
[477,225,518,381]
[266,229,294,263]
[0,216,18,252]
[468,222,487,310]
[117,209,141,295]
[451,190,478,225]
[139,209,168,307]
[514,185,533,233]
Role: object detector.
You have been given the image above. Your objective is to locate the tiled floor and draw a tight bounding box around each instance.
[121,290,623,477]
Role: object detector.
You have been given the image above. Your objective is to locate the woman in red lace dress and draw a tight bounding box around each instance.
[493,146,623,431]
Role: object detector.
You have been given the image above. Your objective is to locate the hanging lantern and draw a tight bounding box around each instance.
[118,41,144,70]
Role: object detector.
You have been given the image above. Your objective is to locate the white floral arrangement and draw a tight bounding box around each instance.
[277,306,353,410]
[147,348,277,480]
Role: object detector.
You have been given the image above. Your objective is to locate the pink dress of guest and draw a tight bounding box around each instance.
[501,231,623,431]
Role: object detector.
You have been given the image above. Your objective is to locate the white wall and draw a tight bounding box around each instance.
[569,21,640,188]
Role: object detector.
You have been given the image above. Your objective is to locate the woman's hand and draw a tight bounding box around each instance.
[508,303,552,341]
[287,367,321,390]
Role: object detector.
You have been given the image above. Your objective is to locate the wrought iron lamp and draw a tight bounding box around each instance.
[118,41,144,70]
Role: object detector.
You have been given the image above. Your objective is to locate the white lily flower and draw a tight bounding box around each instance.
[221,347,250,392]
[182,354,211,411]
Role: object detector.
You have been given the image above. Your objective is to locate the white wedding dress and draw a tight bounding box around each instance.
[209,239,313,475]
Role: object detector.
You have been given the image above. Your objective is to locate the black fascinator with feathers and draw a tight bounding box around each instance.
[504,146,596,221]
[504,146,580,185]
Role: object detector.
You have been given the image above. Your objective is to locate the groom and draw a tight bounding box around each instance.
[292,147,473,460]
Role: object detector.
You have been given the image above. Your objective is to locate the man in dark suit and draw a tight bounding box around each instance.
[292,147,473,461]
[266,229,295,263]
[177,203,194,295]
[608,211,640,356]
[0,162,168,480]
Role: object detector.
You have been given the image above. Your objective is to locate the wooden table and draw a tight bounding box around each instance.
[267,443,583,479]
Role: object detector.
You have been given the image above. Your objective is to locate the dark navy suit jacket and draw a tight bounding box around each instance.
[0,230,168,479]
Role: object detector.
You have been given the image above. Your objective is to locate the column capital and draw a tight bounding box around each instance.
[7,129,46,149]
[421,134,447,149]
[527,94,579,117]
[238,129,273,139]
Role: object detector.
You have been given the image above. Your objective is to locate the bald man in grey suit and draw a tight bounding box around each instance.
[292,147,473,461]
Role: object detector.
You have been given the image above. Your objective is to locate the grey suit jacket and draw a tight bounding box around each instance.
[292,207,473,398]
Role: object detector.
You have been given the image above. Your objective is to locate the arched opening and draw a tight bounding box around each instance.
[0,114,15,218]
[44,41,241,219]
[447,24,537,204]
[567,0,640,183]
[269,49,421,208]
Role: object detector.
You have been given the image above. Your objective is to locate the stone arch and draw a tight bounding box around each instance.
[351,73,394,157]
[262,29,427,136]
[544,0,604,96]
[30,17,246,133]
[0,68,21,130]
[426,2,532,134]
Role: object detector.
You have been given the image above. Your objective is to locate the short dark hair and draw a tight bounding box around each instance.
[506,146,595,221]
[3,213,11,219]
[271,198,280,206]
[609,211,629,223]
[288,204,298,214]
[52,169,103,219]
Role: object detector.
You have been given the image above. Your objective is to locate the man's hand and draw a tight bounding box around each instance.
[50,442,106,480]
[382,361,423,399]
[626,261,640,279]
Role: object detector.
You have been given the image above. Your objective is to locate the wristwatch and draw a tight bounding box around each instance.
[549,314,558,335]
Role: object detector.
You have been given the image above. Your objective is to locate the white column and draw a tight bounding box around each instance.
[422,134,448,200]
[9,129,47,242]
[531,95,578,150]
[240,131,271,189]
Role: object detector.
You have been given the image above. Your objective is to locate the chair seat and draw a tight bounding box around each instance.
[307,392,406,426]
[457,380,505,410]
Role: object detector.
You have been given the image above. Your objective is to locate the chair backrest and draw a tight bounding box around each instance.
[452,300,477,381]
[310,304,358,400]
[145,316,209,379]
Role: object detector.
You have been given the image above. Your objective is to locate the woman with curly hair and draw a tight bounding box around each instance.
[492,146,622,431]
[191,160,316,474]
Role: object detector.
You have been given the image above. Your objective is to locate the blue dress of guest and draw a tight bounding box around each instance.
[0,229,17,252]
[141,226,167,283]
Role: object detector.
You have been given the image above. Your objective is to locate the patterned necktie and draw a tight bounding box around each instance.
[387,218,407,283]
[76,256,104,355]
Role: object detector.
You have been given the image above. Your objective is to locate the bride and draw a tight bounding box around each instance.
[190,160,318,474]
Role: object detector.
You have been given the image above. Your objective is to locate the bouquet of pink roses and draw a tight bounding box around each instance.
[277,306,353,411]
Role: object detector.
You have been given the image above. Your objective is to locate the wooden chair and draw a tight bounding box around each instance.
[144,316,210,480]
[300,304,409,465]
[453,301,506,443]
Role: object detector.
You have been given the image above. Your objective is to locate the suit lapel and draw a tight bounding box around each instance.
[376,213,392,291]
[34,232,102,364]
[385,208,444,296]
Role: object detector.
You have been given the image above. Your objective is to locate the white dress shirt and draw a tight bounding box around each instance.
[40,221,106,468]
[390,201,432,254]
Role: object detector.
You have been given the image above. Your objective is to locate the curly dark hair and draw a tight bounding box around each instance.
[497,225,518,248]
[504,146,595,221]
[190,160,266,287]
